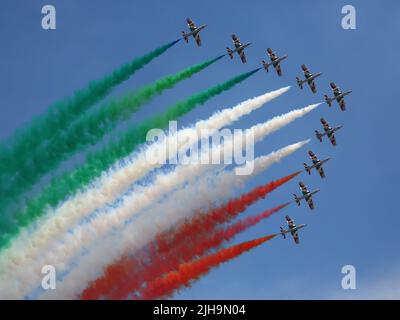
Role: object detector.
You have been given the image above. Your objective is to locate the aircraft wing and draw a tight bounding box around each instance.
[238,49,247,63]
[187,19,196,31]
[300,184,308,193]
[275,63,282,76]
[307,196,315,210]
[328,133,337,146]
[309,80,317,93]
[338,98,346,111]
[317,166,326,178]
[194,33,202,46]
[233,36,241,47]
[322,122,331,134]
[291,230,300,244]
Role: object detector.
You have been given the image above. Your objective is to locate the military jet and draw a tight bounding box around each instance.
[226,34,251,63]
[304,150,331,179]
[293,181,320,210]
[181,18,207,47]
[261,48,288,76]
[324,82,352,111]
[280,215,306,244]
[296,64,322,93]
[315,117,343,146]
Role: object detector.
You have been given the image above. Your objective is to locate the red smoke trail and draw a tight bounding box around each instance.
[156,171,300,254]
[173,202,289,260]
[81,203,287,300]
[80,172,298,299]
[140,234,277,300]
[81,256,135,299]
[80,249,149,300]
[112,203,287,299]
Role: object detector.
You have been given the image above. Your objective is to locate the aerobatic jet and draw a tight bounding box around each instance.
[303,150,331,179]
[293,181,320,210]
[261,48,288,76]
[315,117,343,146]
[181,18,207,47]
[324,82,352,111]
[226,34,251,63]
[280,215,306,244]
[296,64,322,93]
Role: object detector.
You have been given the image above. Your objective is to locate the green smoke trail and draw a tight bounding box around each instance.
[0,68,260,250]
[0,54,224,213]
[0,39,179,186]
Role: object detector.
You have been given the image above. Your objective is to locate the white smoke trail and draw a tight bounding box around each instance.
[0,87,289,295]
[40,140,310,299]
[0,101,319,299]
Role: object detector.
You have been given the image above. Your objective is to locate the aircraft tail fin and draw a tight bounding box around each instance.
[315,130,322,142]
[280,227,286,239]
[304,163,311,175]
[293,194,301,206]
[262,60,269,72]
[181,31,189,43]
[324,94,332,107]
[226,47,234,59]
[296,77,303,89]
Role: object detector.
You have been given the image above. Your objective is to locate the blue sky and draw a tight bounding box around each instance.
[0,0,399,299]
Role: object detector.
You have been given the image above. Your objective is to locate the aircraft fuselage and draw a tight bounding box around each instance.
[312,158,330,169]
[187,24,207,37]
[334,90,352,100]
[306,72,322,83]
[328,125,343,135]
[303,189,320,200]
[232,42,251,53]
[282,223,306,235]
[272,55,287,65]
